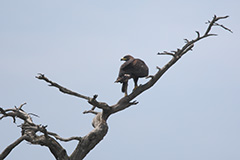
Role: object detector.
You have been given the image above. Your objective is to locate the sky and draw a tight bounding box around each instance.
[0,0,240,160]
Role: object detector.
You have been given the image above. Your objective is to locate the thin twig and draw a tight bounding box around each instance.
[47,131,82,142]
[36,73,90,100]
[157,51,176,57]
[83,110,99,115]
[213,22,233,33]
[18,103,27,110]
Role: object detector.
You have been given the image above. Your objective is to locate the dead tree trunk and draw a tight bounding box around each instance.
[0,15,231,160]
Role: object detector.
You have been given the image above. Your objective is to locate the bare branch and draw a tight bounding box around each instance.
[1,15,231,160]
[25,135,69,160]
[88,94,110,111]
[18,102,27,110]
[1,104,70,160]
[36,73,90,101]
[36,74,111,113]
[0,103,34,125]
[184,39,190,43]
[109,15,231,115]
[157,51,176,57]
[20,121,82,143]
[181,43,194,55]
[213,22,233,33]
[0,107,7,120]
[206,33,218,37]
[156,66,161,70]
[70,120,108,160]
[0,135,27,160]
[157,15,231,61]
[196,31,200,38]
[83,110,99,115]
[47,131,82,142]
[204,15,217,35]
[28,112,40,118]
[205,15,232,35]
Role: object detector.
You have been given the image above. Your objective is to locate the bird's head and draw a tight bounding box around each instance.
[120,55,134,61]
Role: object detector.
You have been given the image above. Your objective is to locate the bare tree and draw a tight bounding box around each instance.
[0,15,232,160]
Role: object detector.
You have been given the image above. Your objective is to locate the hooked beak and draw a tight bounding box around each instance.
[120,57,126,61]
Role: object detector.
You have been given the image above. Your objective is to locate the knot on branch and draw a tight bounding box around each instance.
[88,95,110,111]
[92,113,103,128]
[36,73,90,101]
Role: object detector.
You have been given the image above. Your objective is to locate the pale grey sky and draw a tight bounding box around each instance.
[0,0,240,160]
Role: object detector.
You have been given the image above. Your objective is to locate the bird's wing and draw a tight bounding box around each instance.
[121,58,134,70]
[129,59,149,77]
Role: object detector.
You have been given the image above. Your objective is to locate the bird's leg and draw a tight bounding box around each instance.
[133,78,139,90]
[134,84,138,89]
[122,81,128,96]
[124,83,128,96]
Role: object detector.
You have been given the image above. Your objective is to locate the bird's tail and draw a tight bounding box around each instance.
[115,74,131,83]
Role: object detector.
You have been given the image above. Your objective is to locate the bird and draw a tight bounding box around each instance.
[115,55,149,96]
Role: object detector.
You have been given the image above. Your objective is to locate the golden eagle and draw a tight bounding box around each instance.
[115,55,149,96]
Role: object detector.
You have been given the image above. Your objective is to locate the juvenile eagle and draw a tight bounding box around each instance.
[115,55,149,96]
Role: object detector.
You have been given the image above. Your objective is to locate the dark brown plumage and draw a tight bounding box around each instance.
[115,55,149,96]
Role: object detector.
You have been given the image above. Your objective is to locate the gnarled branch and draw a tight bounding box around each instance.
[0,104,70,160]
[1,15,231,160]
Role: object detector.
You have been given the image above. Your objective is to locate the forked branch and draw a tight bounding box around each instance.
[110,15,231,114]
[36,73,90,100]
[36,73,111,112]
[0,104,78,160]
[1,15,231,160]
